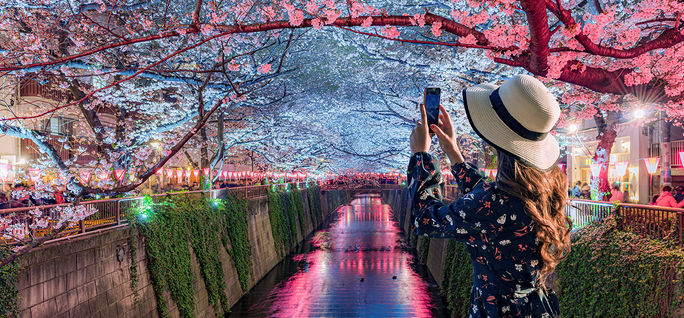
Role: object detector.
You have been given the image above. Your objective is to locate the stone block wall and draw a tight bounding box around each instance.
[15,189,348,318]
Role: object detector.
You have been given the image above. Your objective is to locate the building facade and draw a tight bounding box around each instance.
[566,112,684,204]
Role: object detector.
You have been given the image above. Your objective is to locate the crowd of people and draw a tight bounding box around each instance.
[649,185,684,208]
[0,178,276,210]
[568,180,684,208]
[568,181,629,203]
[0,183,66,209]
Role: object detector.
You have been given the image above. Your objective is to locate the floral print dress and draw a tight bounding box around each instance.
[407,152,560,318]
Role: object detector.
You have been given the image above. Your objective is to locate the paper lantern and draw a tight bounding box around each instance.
[28,168,41,183]
[176,170,183,179]
[643,157,660,175]
[155,168,163,175]
[114,169,125,181]
[679,151,684,167]
[614,162,628,178]
[203,168,210,175]
[490,169,498,178]
[193,170,199,177]
[589,163,602,177]
[78,170,92,184]
[99,171,109,180]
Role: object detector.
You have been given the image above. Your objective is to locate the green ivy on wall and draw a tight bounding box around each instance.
[129,193,253,317]
[291,189,307,238]
[418,236,431,265]
[127,226,139,304]
[556,215,684,317]
[132,198,195,318]
[222,194,253,291]
[308,186,322,226]
[280,191,300,245]
[0,246,18,318]
[441,240,473,317]
[181,198,229,312]
[267,189,289,256]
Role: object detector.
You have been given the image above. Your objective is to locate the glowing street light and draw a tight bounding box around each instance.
[633,109,645,119]
[567,124,578,134]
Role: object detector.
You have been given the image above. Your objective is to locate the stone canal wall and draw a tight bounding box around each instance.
[14,189,349,318]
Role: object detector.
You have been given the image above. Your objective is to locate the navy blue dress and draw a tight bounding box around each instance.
[407,152,560,318]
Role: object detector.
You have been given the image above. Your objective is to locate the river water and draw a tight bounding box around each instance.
[227,194,448,317]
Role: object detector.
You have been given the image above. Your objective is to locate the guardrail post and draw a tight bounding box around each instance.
[115,200,121,225]
[79,219,85,233]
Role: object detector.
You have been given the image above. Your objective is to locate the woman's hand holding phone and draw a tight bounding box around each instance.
[430,105,464,165]
[410,104,431,154]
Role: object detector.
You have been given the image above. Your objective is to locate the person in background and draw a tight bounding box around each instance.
[571,181,582,198]
[673,186,684,203]
[0,192,9,209]
[579,183,591,200]
[655,186,684,208]
[609,183,624,203]
[650,195,660,205]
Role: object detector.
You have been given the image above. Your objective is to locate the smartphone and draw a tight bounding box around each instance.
[424,87,441,133]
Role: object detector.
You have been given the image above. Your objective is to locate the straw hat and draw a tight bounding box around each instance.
[462,74,560,171]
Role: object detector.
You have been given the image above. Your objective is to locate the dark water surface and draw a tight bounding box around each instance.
[227,194,448,317]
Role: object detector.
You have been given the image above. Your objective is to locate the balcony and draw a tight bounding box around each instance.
[649,140,684,167]
[19,79,69,101]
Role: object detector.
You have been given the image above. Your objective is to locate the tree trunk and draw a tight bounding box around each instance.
[591,112,617,201]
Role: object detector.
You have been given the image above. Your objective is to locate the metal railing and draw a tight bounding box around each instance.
[618,203,683,246]
[565,199,615,230]
[0,183,301,244]
[566,199,683,248]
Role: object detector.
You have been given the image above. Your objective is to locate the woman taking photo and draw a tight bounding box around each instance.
[408,75,572,317]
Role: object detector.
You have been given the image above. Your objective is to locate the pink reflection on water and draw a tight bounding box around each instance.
[262,195,437,317]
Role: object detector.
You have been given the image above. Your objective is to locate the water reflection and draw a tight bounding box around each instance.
[228,194,446,317]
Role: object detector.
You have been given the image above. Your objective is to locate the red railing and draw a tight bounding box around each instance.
[0,183,302,244]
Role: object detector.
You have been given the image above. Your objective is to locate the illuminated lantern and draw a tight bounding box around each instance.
[176,170,183,179]
[614,162,628,178]
[643,157,660,175]
[491,169,498,178]
[28,168,41,183]
[679,151,684,167]
[79,170,92,184]
[203,168,210,176]
[483,169,491,178]
[99,171,109,180]
[114,169,125,182]
[166,170,174,178]
[589,163,602,177]
[155,168,164,175]
[193,170,199,177]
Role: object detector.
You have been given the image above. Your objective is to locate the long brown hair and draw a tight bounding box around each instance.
[495,152,572,291]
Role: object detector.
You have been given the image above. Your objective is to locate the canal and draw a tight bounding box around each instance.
[228,194,448,317]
